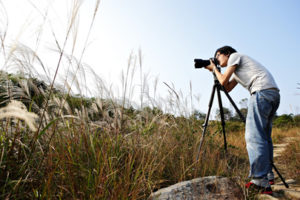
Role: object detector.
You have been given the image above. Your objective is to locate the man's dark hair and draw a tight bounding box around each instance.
[214,46,237,57]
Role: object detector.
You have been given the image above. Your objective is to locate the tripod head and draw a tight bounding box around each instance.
[212,66,222,85]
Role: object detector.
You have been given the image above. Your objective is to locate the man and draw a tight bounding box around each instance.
[205,46,280,195]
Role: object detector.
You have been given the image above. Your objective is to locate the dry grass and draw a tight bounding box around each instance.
[0,1,299,199]
[272,127,300,143]
[275,128,300,182]
[279,137,300,182]
[0,106,251,199]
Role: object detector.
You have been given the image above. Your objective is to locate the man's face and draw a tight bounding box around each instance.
[215,52,229,67]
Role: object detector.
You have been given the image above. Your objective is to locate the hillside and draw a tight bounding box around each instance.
[0,71,299,199]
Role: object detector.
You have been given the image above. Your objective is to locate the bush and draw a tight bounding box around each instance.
[273,114,294,128]
[293,114,300,127]
[225,121,244,132]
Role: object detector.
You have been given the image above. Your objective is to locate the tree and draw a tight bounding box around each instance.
[215,107,232,121]
[239,98,248,108]
[231,108,247,121]
[192,110,206,120]
[231,98,248,121]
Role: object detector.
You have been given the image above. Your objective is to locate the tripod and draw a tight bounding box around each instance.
[196,67,289,188]
[196,67,245,157]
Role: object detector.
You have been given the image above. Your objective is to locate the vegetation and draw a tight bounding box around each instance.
[0,73,243,199]
[0,1,299,199]
[1,69,299,199]
[277,133,300,182]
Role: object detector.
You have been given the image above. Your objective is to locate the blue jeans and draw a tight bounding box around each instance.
[245,89,280,178]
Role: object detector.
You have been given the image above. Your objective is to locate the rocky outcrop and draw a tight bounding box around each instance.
[150,176,243,200]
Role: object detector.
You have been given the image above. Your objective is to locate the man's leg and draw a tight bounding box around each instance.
[246,92,273,186]
[266,91,280,184]
[245,90,280,188]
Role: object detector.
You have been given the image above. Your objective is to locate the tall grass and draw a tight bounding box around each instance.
[0,1,299,199]
[278,135,300,182]
[0,100,251,199]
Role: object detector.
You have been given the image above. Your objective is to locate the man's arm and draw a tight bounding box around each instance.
[205,60,238,91]
[224,78,238,92]
[213,65,237,86]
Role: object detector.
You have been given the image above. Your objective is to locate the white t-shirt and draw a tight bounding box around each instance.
[227,53,279,94]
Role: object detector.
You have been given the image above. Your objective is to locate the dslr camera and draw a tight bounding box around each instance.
[194,58,219,69]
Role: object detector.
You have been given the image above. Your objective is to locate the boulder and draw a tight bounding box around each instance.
[150,176,243,200]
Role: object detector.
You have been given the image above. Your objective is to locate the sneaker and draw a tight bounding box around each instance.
[269,179,275,185]
[245,181,273,195]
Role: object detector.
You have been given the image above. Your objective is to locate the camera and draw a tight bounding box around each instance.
[194,58,219,68]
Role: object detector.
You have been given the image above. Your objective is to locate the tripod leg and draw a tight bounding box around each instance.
[222,86,246,122]
[216,86,227,152]
[196,84,217,161]
[271,162,289,188]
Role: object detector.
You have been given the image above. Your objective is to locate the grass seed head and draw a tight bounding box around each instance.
[0,100,38,131]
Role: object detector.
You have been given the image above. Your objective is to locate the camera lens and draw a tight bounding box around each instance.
[194,59,210,68]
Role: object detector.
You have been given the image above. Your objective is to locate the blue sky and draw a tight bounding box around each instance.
[3,0,300,116]
[87,0,300,115]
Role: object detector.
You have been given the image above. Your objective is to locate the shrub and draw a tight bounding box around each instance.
[273,114,294,128]
[293,114,300,127]
[225,121,244,132]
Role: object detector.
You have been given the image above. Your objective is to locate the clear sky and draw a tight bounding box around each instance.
[2,0,300,116]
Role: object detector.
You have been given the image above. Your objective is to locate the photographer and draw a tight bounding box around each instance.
[205,46,280,195]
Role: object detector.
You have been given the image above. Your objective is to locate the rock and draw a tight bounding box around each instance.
[284,190,300,200]
[257,194,279,200]
[149,176,243,200]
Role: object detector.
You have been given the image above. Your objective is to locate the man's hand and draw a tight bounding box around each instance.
[205,59,216,72]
